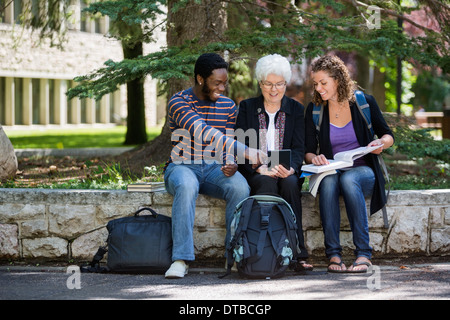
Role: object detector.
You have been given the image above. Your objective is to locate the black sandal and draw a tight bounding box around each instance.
[347,260,372,273]
[292,260,314,272]
[298,260,314,271]
[327,260,346,273]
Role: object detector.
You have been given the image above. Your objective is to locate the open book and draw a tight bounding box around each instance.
[301,144,383,197]
[305,170,337,197]
[301,145,383,174]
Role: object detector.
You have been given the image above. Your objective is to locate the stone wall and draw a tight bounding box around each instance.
[0,188,449,263]
[0,25,122,79]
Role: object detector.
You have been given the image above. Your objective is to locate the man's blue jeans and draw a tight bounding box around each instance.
[318,166,375,260]
[164,162,250,262]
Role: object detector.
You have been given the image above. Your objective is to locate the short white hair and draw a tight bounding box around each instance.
[255,54,292,83]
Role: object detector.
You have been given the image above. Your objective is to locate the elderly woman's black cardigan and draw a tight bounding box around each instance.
[235,95,305,179]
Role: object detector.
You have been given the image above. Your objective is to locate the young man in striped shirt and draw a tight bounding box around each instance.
[164,53,263,278]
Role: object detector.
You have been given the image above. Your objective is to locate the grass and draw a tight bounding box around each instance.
[2,126,165,190]
[5,125,163,149]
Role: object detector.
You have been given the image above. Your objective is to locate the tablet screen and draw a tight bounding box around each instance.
[267,149,291,170]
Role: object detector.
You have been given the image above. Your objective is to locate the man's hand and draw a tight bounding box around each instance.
[245,148,267,167]
[221,163,238,177]
[256,164,277,177]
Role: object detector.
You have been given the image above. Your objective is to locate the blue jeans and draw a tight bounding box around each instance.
[318,166,375,260]
[164,162,250,262]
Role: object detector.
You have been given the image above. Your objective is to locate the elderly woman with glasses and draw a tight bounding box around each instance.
[235,54,312,271]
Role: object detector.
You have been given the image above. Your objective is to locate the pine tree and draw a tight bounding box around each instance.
[15,0,449,169]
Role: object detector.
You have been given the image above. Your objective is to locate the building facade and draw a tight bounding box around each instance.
[0,0,165,129]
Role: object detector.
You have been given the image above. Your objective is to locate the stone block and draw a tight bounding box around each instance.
[0,224,19,258]
[368,207,394,229]
[71,228,109,260]
[430,226,450,254]
[302,206,321,229]
[194,228,226,259]
[444,207,450,225]
[0,203,45,223]
[0,125,17,180]
[21,220,47,238]
[22,237,68,258]
[152,191,174,206]
[305,230,324,255]
[369,231,384,253]
[193,207,210,228]
[210,207,226,227]
[48,205,96,239]
[96,205,142,226]
[386,207,429,254]
[150,205,172,218]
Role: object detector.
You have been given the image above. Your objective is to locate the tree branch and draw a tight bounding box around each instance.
[0,0,13,13]
[343,0,444,36]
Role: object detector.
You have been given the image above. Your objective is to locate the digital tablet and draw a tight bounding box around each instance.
[267,149,291,170]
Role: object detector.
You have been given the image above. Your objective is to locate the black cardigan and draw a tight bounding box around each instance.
[235,95,305,179]
[304,93,394,215]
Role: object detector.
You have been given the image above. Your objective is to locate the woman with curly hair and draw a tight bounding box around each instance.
[304,55,394,273]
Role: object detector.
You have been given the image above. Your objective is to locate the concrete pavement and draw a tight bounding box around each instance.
[1,260,449,302]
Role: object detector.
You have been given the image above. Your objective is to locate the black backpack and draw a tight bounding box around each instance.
[222,195,300,279]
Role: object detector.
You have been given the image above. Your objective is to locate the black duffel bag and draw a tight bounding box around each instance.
[81,207,172,274]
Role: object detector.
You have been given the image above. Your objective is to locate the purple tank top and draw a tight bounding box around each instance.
[329,121,366,168]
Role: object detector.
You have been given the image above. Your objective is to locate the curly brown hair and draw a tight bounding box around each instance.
[310,55,357,105]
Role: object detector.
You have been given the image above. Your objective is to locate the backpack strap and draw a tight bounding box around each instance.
[312,104,323,155]
[276,204,301,259]
[220,197,255,278]
[312,104,323,133]
[246,204,271,264]
[354,90,374,137]
[313,91,373,138]
[354,91,390,228]
[80,245,109,273]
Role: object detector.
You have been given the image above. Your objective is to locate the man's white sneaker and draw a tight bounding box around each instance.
[165,260,188,279]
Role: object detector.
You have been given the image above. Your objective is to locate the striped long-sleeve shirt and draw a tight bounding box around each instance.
[166,87,246,167]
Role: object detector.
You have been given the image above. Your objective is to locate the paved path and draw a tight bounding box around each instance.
[1,262,449,302]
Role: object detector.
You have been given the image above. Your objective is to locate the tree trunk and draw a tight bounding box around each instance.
[117,0,228,173]
[396,13,403,116]
[123,42,148,145]
[372,66,386,111]
[355,54,369,92]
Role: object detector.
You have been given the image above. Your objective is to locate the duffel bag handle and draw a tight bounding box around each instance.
[134,207,158,217]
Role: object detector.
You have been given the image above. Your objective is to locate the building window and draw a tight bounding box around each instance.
[49,79,55,124]
[0,76,117,127]
[13,0,22,24]
[0,1,5,23]
[80,98,86,123]
[32,78,40,124]
[14,77,23,125]
[0,77,5,124]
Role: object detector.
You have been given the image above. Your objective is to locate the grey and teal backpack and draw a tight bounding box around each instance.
[221,195,300,279]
